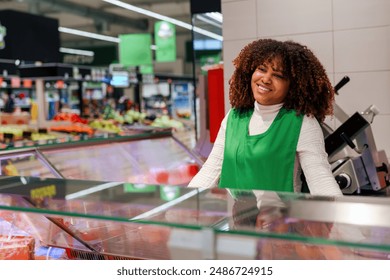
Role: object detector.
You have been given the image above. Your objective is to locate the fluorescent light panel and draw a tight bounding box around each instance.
[59,27,159,51]
[59,26,120,43]
[195,15,222,29]
[103,0,223,41]
[205,12,223,23]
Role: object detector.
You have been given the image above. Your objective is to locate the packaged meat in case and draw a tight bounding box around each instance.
[0,235,35,260]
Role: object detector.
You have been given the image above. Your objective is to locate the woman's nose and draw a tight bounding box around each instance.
[261,73,272,84]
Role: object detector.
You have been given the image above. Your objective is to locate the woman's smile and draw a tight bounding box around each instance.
[256,84,272,93]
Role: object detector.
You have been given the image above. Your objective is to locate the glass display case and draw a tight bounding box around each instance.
[0,129,202,186]
[1,175,390,260]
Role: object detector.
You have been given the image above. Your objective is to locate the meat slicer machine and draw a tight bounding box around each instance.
[323,76,390,195]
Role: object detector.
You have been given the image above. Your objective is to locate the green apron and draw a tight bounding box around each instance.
[219,107,303,192]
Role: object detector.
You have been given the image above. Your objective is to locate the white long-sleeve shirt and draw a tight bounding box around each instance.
[188,102,343,200]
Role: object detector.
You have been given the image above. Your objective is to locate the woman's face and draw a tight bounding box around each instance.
[251,57,290,105]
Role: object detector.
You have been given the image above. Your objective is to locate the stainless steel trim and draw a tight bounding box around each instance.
[287,198,390,228]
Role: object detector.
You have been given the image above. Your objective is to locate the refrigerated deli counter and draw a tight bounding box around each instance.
[1,176,390,260]
[0,128,202,186]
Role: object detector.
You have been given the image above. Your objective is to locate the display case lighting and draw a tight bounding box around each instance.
[0,58,18,64]
[130,188,206,221]
[65,182,122,200]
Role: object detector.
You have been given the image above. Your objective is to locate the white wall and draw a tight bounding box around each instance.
[222,0,390,160]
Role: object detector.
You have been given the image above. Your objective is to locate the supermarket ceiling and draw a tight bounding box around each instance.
[0,0,211,49]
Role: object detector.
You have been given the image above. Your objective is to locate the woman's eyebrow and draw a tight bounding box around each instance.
[272,66,284,72]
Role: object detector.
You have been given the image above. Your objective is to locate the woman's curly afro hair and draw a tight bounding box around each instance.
[229,38,335,122]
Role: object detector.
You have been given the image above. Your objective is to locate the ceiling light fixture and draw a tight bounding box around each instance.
[58,26,120,43]
[205,12,223,23]
[59,26,159,51]
[103,0,223,41]
[59,47,95,57]
[195,15,222,29]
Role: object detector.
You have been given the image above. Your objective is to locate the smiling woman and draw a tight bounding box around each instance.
[188,38,343,201]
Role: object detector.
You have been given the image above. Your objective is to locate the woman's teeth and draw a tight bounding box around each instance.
[258,85,270,91]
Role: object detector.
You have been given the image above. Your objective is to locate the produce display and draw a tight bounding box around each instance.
[0,125,25,139]
[50,123,94,136]
[30,132,58,141]
[103,106,148,124]
[52,112,88,124]
[150,115,184,129]
[123,109,147,124]
[88,119,122,133]
[0,106,187,152]
[0,125,67,146]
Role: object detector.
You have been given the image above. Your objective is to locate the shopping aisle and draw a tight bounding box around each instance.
[172,121,197,150]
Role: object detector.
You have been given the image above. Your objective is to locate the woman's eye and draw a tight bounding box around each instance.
[273,73,285,79]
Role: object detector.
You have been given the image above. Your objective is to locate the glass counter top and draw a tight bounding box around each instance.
[1,176,390,260]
